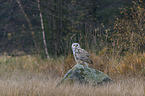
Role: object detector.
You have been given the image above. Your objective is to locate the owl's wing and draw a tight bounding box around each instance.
[78,48,89,56]
[75,48,93,64]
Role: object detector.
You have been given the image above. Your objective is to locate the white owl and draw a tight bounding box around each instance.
[71,43,93,66]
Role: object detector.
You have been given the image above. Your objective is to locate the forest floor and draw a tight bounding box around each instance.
[0,54,144,96]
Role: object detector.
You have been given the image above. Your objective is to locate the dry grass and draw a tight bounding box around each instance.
[89,52,145,76]
[0,53,144,95]
[0,52,144,76]
[0,74,144,96]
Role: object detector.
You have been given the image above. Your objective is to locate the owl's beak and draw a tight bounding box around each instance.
[75,46,78,49]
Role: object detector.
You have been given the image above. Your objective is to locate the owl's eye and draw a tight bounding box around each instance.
[73,45,75,46]
[76,45,78,46]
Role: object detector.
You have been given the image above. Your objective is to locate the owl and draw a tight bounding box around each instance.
[71,43,93,66]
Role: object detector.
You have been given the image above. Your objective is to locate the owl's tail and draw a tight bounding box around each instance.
[87,59,93,64]
[83,58,93,64]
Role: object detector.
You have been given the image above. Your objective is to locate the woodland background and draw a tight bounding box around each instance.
[1,0,145,57]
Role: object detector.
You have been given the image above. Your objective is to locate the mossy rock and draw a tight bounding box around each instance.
[57,64,112,86]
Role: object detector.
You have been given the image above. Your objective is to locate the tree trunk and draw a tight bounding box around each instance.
[16,0,40,54]
[38,0,50,59]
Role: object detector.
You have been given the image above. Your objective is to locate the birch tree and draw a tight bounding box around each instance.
[38,0,50,59]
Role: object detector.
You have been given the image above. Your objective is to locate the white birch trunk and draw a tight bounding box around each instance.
[38,0,50,59]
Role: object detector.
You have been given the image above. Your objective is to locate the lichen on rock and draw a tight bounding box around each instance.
[57,64,112,86]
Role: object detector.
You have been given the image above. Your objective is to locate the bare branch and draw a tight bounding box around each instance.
[16,0,40,54]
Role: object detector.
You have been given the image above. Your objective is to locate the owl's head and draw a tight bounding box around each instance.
[71,43,81,49]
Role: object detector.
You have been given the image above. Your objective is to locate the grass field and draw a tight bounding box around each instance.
[0,53,144,96]
[0,74,144,96]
